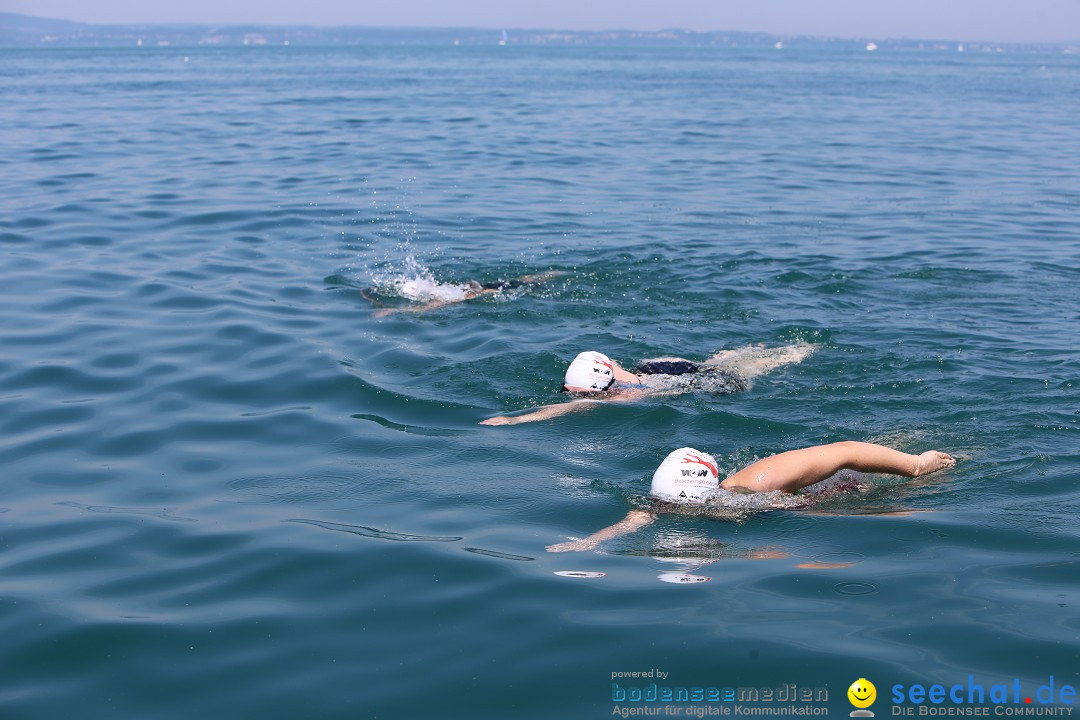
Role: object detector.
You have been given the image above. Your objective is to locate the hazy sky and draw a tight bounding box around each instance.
[7,0,1080,43]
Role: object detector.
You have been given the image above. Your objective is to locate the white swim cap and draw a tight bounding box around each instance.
[650,447,720,503]
[563,351,616,391]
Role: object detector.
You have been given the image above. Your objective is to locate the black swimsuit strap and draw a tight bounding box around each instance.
[634,360,700,376]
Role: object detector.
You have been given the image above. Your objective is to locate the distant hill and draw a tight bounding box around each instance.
[0,12,780,48]
[1,12,88,42]
[0,12,1071,52]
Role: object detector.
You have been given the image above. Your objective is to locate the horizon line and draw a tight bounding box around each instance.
[3,11,1078,47]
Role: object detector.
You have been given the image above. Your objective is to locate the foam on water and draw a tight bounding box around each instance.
[646,487,811,522]
[366,253,474,302]
[635,367,751,395]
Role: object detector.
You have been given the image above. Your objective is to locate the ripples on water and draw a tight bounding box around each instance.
[1,45,1078,718]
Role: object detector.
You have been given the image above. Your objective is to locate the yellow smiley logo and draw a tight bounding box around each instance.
[848,678,877,709]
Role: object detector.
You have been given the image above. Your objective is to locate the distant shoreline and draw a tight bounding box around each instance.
[2,12,1077,52]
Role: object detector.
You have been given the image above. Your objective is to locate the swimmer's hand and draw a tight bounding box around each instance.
[546,538,598,553]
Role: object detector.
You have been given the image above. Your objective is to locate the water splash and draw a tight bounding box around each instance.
[367,253,473,302]
[700,488,810,518]
[633,487,810,523]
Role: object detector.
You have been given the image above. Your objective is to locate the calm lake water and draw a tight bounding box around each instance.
[1,44,1078,719]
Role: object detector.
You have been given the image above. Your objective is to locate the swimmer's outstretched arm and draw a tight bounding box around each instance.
[480,399,600,425]
[722,441,956,494]
[546,510,655,552]
[373,298,460,318]
[479,390,645,425]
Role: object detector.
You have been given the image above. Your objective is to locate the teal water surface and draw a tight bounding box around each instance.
[1,45,1078,719]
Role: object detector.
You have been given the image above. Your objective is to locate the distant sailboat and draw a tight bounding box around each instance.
[498,29,508,46]
[865,41,878,51]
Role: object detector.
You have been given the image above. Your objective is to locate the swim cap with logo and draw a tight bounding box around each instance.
[563,351,616,391]
[650,447,720,503]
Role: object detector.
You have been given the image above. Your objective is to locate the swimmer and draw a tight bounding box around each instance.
[364,271,563,317]
[480,342,816,425]
[546,442,956,552]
